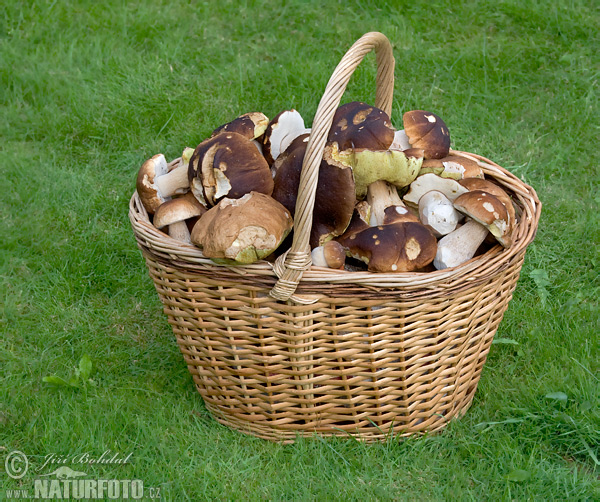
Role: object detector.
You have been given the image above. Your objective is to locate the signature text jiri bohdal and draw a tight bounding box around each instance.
[39,450,133,471]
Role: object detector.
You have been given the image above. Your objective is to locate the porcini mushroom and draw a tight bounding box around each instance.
[188,132,273,207]
[153,192,208,243]
[403,110,451,159]
[327,101,396,151]
[261,109,309,165]
[190,192,293,264]
[311,240,346,269]
[366,180,419,226]
[331,144,423,199]
[337,221,437,272]
[272,141,355,248]
[402,173,469,208]
[211,111,269,140]
[433,190,511,270]
[419,155,484,179]
[418,190,462,237]
[136,154,170,214]
[458,177,516,225]
[143,147,195,204]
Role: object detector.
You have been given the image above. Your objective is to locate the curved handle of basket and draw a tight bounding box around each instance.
[270,32,395,302]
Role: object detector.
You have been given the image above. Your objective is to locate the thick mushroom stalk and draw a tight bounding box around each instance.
[153,147,194,198]
[366,180,402,225]
[418,190,462,237]
[433,219,489,269]
[366,180,418,226]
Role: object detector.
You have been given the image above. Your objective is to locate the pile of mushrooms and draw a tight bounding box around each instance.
[136,103,516,271]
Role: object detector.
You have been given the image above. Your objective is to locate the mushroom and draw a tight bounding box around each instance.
[402,110,451,159]
[136,154,171,214]
[331,144,424,198]
[433,190,511,269]
[190,192,293,264]
[366,180,419,226]
[272,141,355,248]
[458,177,516,225]
[336,201,372,239]
[337,221,437,273]
[211,111,269,140]
[311,240,346,269]
[402,173,469,208]
[211,111,270,154]
[139,147,196,207]
[153,192,208,243]
[418,190,463,237]
[327,101,396,151]
[261,109,309,165]
[188,132,273,207]
[419,155,484,180]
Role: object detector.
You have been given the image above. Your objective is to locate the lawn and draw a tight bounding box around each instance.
[1,0,599,500]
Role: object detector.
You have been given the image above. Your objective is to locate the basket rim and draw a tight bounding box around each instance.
[129,149,541,294]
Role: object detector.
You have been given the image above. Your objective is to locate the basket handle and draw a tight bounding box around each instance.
[270,32,395,302]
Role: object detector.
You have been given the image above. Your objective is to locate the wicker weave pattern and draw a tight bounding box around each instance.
[128,32,541,442]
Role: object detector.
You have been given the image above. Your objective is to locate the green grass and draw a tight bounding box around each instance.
[1,0,599,500]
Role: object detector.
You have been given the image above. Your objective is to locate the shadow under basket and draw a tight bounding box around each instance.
[128,32,541,443]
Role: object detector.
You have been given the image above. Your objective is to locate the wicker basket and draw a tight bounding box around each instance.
[129,32,541,442]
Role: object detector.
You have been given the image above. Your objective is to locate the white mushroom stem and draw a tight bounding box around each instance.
[418,190,463,237]
[433,219,489,270]
[154,147,194,197]
[154,161,190,197]
[167,221,192,243]
[366,180,405,226]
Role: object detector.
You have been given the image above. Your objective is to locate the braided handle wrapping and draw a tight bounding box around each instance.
[270,32,396,302]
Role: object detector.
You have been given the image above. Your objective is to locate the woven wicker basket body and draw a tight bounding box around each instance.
[129,33,541,443]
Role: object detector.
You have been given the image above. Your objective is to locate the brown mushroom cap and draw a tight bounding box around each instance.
[337,221,437,272]
[328,101,395,151]
[153,192,208,229]
[188,132,273,207]
[382,205,420,225]
[458,177,516,225]
[211,112,270,140]
[190,192,293,264]
[420,155,484,179]
[403,110,451,159]
[272,141,356,248]
[453,190,512,247]
[311,240,346,269]
[136,154,170,214]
